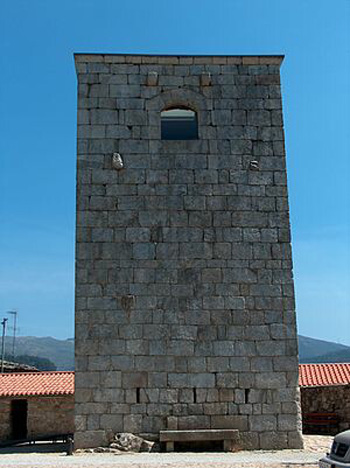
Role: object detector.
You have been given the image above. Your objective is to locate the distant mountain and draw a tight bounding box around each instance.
[302,347,350,364]
[5,353,57,371]
[5,336,74,370]
[3,334,350,371]
[298,335,350,363]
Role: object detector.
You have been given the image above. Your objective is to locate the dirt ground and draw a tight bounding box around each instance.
[302,435,332,453]
[0,435,332,468]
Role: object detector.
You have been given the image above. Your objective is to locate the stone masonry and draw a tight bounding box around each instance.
[74,54,303,450]
[0,396,74,441]
[301,385,350,434]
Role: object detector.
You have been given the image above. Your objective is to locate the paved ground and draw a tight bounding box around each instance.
[0,435,332,468]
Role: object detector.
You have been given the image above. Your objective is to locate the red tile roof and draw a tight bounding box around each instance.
[299,363,350,387]
[0,371,74,397]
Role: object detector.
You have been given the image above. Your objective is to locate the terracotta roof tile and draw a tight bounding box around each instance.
[299,363,350,387]
[0,371,74,397]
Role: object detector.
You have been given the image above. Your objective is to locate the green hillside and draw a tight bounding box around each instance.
[5,336,74,370]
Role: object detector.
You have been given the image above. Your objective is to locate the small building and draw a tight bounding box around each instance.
[299,363,350,434]
[0,371,74,442]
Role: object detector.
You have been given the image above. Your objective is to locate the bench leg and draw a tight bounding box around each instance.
[166,441,174,452]
[223,439,233,452]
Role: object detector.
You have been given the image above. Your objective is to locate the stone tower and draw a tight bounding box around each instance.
[74,54,303,450]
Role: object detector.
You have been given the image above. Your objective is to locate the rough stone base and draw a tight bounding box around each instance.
[74,430,108,449]
[74,428,303,450]
[288,430,304,449]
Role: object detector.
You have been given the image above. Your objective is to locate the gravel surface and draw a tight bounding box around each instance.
[0,435,332,468]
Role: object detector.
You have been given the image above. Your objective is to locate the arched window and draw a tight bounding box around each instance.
[161,108,198,140]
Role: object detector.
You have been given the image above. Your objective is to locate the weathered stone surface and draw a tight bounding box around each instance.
[75,430,107,449]
[75,53,302,450]
[111,432,154,452]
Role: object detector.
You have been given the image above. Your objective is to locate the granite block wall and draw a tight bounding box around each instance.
[74,54,303,450]
[27,396,74,438]
[301,385,350,434]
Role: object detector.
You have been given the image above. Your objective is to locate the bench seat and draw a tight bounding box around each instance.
[160,429,240,452]
[303,412,339,434]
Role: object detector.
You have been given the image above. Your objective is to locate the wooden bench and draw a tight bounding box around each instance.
[160,429,240,452]
[303,412,339,434]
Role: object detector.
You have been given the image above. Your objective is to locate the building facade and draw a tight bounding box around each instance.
[300,363,350,434]
[0,372,74,442]
[74,54,303,450]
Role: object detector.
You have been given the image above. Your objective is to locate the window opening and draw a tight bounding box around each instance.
[245,389,250,404]
[161,108,198,140]
[136,388,141,404]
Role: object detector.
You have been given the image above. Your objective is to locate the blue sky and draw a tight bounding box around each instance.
[0,0,349,344]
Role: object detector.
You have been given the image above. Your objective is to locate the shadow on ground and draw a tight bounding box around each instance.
[0,442,68,454]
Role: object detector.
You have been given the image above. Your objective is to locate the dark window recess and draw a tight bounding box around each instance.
[136,388,141,404]
[161,108,198,140]
[11,399,28,440]
[245,389,250,404]
[193,388,197,403]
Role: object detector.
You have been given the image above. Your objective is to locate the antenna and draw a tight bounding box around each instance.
[1,318,8,373]
[7,310,17,361]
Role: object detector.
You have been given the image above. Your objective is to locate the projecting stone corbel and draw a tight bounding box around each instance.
[249,160,260,171]
[200,71,211,86]
[147,71,158,86]
[112,153,124,170]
